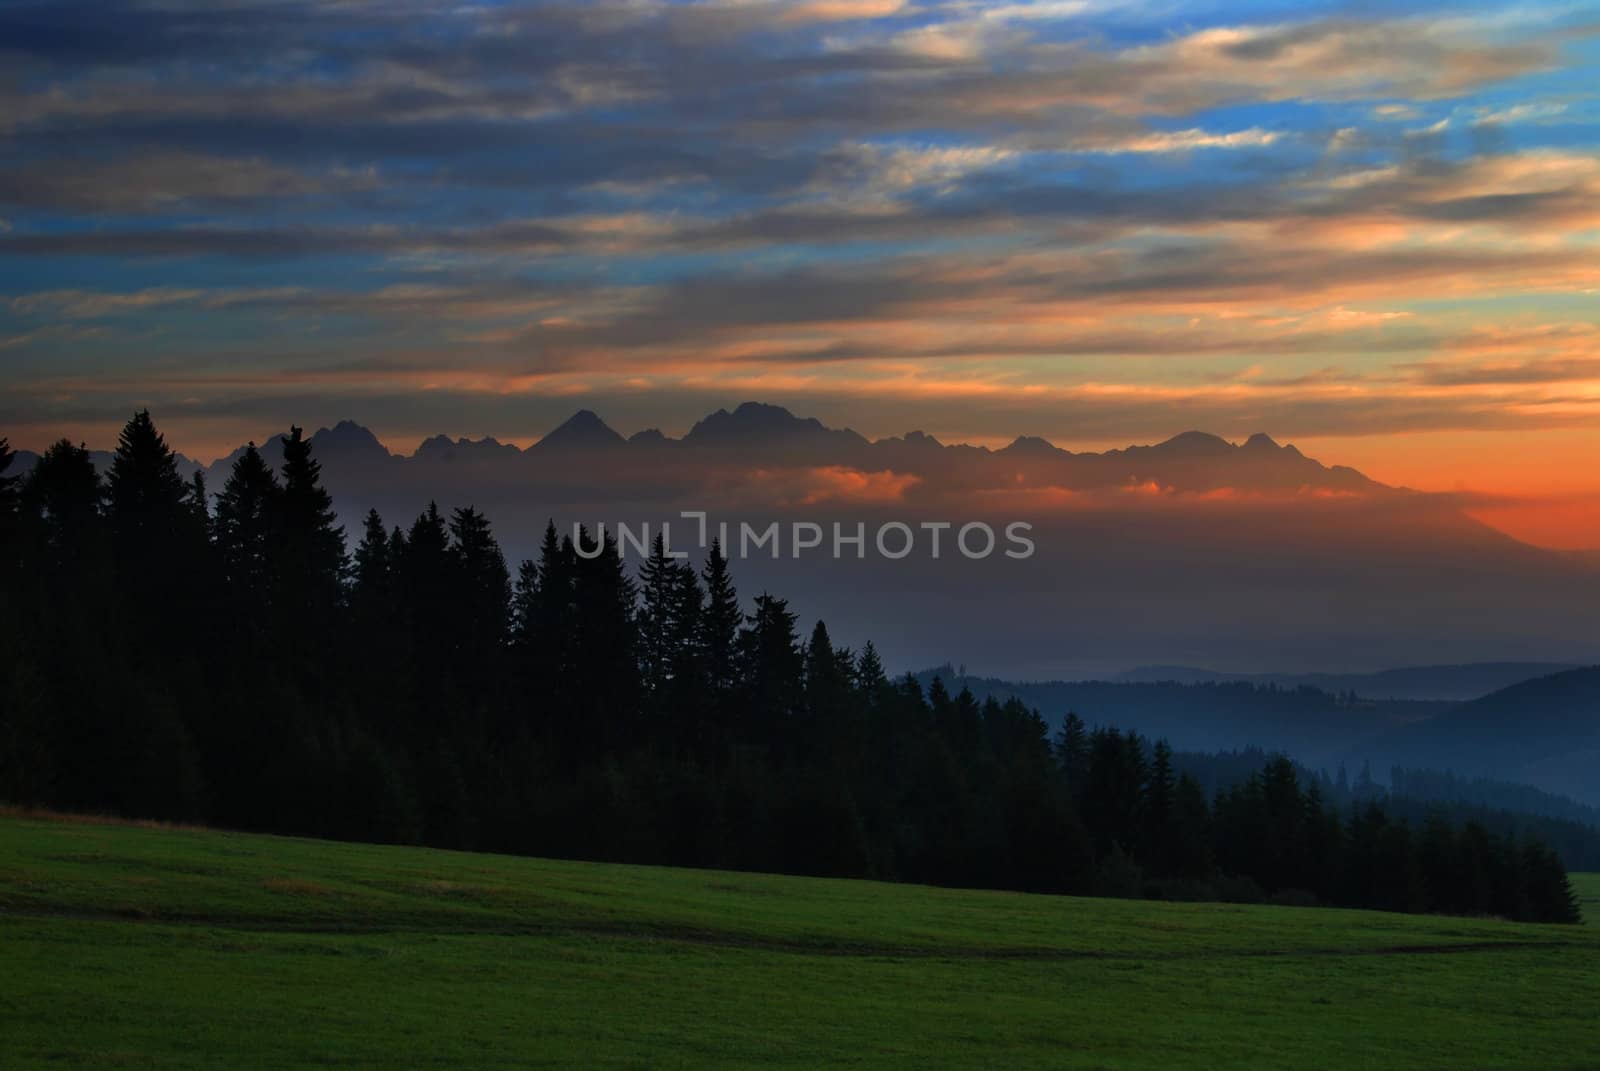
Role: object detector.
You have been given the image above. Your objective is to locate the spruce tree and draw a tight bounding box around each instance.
[24,440,105,580]
[569,526,638,756]
[509,558,539,648]
[401,502,454,687]
[1144,740,1177,876]
[0,438,17,505]
[15,441,113,810]
[107,410,188,552]
[449,505,511,693]
[661,556,705,755]
[803,619,855,770]
[347,507,409,732]
[531,521,572,669]
[0,439,21,585]
[1054,711,1089,794]
[275,426,345,620]
[699,538,740,696]
[215,444,280,619]
[638,532,678,699]
[352,509,391,607]
[1171,773,1213,880]
[854,641,888,697]
[107,411,198,640]
[737,592,803,751]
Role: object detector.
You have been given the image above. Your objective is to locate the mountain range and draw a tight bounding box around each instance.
[13,401,1393,497]
[10,402,1600,679]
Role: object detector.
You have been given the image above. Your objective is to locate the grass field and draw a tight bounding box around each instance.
[1575,871,1600,927]
[2,813,1597,1069]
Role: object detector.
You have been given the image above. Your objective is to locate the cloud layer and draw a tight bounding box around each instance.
[1,0,1597,543]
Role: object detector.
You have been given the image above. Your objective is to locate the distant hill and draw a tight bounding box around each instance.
[1355,666,1600,806]
[13,447,202,482]
[925,664,1600,804]
[912,669,1447,766]
[1112,662,1587,702]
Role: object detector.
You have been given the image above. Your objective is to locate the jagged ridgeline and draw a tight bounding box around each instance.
[0,414,1581,924]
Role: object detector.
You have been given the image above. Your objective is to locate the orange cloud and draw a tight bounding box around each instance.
[736,465,923,506]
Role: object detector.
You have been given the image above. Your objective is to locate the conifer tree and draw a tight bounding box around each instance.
[107,411,198,640]
[854,641,888,697]
[1054,711,1089,794]
[509,558,539,648]
[275,426,345,621]
[24,440,105,578]
[0,438,17,509]
[401,502,453,656]
[660,557,706,755]
[803,620,855,767]
[347,507,408,731]
[699,538,740,696]
[1143,740,1177,876]
[0,439,21,582]
[352,509,391,608]
[449,505,511,693]
[185,470,211,536]
[107,410,188,552]
[638,532,678,698]
[738,593,803,751]
[530,521,572,667]
[215,444,280,619]
[1170,773,1213,880]
[949,685,984,767]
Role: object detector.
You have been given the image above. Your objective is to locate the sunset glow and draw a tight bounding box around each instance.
[2,0,1597,546]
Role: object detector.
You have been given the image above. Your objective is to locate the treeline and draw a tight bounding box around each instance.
[1389,767,1600,828]
[0,414,1580,924]
[1176,749,1600,871]
[914,668,1448,768]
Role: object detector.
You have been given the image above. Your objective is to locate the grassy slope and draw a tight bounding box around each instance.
[1575,872,1600,927]
[2,813,1597,1070]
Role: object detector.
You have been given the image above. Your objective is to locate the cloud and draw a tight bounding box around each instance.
[1068,127,1282,154]
[1,0,1597,478]
[737,464,923,505]
[780,0,908,23]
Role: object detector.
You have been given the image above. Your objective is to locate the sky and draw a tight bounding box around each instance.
[1,0,1598,548]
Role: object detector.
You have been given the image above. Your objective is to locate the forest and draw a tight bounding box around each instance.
[0,412,1580,924]
[1172,749,1600,871]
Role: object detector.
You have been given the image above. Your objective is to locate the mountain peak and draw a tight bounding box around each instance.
[1150,430,1234,457]
[1242,432,1279,452]
[534,409,625,450]
[414,433,519,462]
[317,419,379,443]
[998,435,1066,458]
[684,402,867,448]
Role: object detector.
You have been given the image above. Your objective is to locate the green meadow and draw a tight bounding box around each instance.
[1576,871,1600,927]
[2,812,1597,1069]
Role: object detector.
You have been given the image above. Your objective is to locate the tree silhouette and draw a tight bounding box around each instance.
[449,504,510,701]
[216,445,280,617]
[274,427,346,687]
[738,592,803,753]
[0,439,22,580]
